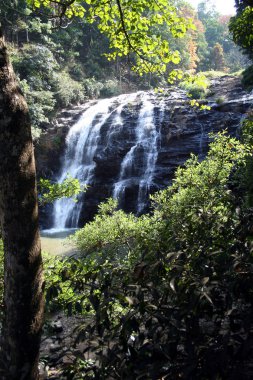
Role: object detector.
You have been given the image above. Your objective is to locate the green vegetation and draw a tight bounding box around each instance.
[180,72,210,99]
[0,0,248,137]
[241,111,253,207]
[36,131,253,378]
[229,1,253,92]
[38,176,86,205]
[229,2,253,60]
[215,96,226,104]
[242,64,253,90]
[1,0,253,378]
[201,70,227,78]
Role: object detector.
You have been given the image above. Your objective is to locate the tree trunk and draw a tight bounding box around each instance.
[0,29,44,380]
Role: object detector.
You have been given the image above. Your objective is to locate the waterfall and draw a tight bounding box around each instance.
[53,93,139,230]
[40,77,253,231]
[52,91,169,230]
[53,97,118,229]
[113,93,165,214]
[136,97,165,213]
[113,94,156,212]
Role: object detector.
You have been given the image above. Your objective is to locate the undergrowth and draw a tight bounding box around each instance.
[1,129,253,378]
[42,131,253,379]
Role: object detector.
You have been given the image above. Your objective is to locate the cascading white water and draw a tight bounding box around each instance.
[105,92,138,147]
[53,93,138,230]
[113,95,153,205]
[113,93,164,213]
[137,98,167,212]
[53,99,112,229]
[44,78,253,231]
[47,80,251,231]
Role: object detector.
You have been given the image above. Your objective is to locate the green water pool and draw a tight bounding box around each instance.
[41,228,78,256]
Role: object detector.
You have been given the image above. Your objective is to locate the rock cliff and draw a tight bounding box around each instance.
[36,75,253,228]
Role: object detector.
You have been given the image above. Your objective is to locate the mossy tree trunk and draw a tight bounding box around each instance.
[0,29,44,380]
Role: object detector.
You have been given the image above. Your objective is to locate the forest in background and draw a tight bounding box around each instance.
[1,0,250,138]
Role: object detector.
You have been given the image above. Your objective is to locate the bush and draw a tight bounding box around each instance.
[242,65,253,91]
[12,44,59,85]
[202,70,228,79]
[54,71,86,107]
[215,96,226,104]
[11,45,58,134]
[20,80,56,124]
[241,111,253,207]
[82,77,104,99]
[43,132,253,379]
[19,79,56,139]
[100,79,122,97]
[180,73,210,99]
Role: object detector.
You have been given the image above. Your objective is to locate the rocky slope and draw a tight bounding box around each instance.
[36,75,253,228]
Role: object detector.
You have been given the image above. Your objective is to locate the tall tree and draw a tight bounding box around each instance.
[0,29,44,380]
[0,1,192,378]
[211,42,226,71]
[235,0,253,12]
[229,1,253,59]
[188,38,199,71]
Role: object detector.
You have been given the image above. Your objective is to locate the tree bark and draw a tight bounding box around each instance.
[0,29,44,380]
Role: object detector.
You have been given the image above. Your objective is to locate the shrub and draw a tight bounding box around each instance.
[202,70,228,79]
[180,73,210,99]
[100,79,122,97]
[149,132,250,268]
[19,79,56,137]
[43,132,253,379]
[54,71,86,107]
[242,65,253,90]
[215,96,226,104]
[241,111,253,207]
[82,77,104,99]
[12,44,59,84]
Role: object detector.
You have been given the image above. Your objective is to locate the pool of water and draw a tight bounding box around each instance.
[41,228,78,256]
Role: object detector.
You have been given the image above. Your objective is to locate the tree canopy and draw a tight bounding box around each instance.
[27,0,193,76]
[230,1,253,59]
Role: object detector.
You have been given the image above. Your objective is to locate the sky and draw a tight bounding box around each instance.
[188,0,236,15]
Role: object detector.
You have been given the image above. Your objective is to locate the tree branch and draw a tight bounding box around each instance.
[115,0,163,74]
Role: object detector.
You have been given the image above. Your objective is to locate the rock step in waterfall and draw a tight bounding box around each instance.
[113,94,160,214]
[53,92,167,229]
[38,76,253,230]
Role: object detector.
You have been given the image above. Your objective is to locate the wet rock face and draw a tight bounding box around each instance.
[37,76,253,228]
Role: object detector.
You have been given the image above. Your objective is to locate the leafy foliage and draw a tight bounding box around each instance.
[241,111,253,206]
[54,71,86,107]
[180,72,210,99]
[43,132,253,379]
[0,0,245,139]
[211,42,226,71]
[152,132,250,252]
[197,1,248,72]
[230,4,253,59]
[38,175,86,205]
[1,130,253,377]
[242,65,253,90]
[28,0,193,77]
